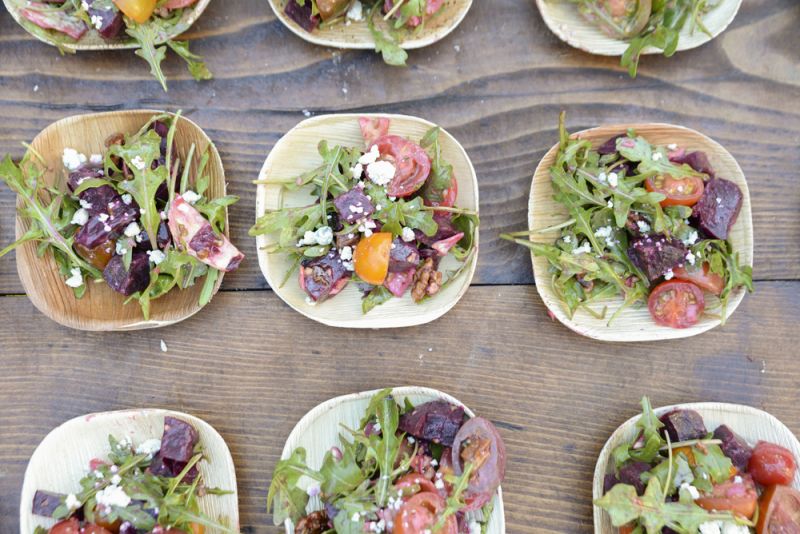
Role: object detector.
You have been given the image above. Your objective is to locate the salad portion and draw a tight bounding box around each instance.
[0,112,243,320]
[268,388,506,533]
[11,0,211,90]
[281,0,448,65]
[597,398,800,534]
[502,114,751,330]
[31,416,238,534]
[250,117,478,315]
[564,0,726,77]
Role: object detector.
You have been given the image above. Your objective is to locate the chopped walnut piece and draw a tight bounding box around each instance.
[296,510,329,534]
[411,258,443,302]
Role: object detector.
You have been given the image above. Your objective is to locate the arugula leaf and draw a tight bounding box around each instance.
[166,40,213,81]
[693,442,733,484]
[126,23,169,91]
[319,439,365,496]
[363,285,393,314]
[367,3,408,66]
[266,447,322,525]
[373,393,401,506]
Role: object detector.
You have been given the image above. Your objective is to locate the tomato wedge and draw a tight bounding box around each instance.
[48,519,80,534]
[354,232,392,285]
[395,473,439,497]
[647,280,705,329]
[371,135,431,198]
[645,174,705,207]
[80,525,114,534]
[422,173,458,208]
[757,485,800,534]
[451,417,506,512]
[696,475,758,519]
[673,262,725,295]
[394,492,457,534]
[748,441,797,486]
[359,117,390,145]
[113,0,157,23]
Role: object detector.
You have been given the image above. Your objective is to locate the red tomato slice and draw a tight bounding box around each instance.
[394,492,457,534]
[422,173,458,208]
[672,262,725,295]
[395,473,439,496]
[162,0,198,8]
[696,475,758,519]
[647,280,705,328]
[371,135,431,198]
[359,117,390,145]
[757,485,800,534]
[748,441,797,486]
[645,174,705,207]
[80,524,114,534]
[49,519,81,534]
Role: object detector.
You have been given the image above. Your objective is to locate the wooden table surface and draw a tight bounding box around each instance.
[1,1,798,533]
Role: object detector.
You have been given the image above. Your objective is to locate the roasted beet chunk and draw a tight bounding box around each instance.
[78,185,119,215]
[628,235,688,281]
[670,151,715,177]
[86,0,123,39]
[67,165,105,192]
[618,461,651,495]
[285,0,319,32]
[300,250,351,302]
[159,416,199,463]
[103,252,150,296]
[659,409,707,442]
[389,239,420,272]
[148,454,198,483]
[713,424,752,470]
[398,400,466,447]
[691,178,743,240]
[415,213,457,246]
[333,187,375,224]
[32,490,64,517]
[75,192,139,249]
[597,133,626,155]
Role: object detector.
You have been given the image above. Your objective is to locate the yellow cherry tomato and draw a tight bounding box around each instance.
[354,232,392,285]
[113,0,157,24]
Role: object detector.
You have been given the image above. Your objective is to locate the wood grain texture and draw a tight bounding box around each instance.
[1,0,798,293]
[0,283,798,533]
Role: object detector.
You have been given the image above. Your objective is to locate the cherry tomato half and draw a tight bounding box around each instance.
[80,524,114,534]
[673,262,725,295]
[647,280,705,329]
[645,174,705,207]
[395,473,439,497]
[748,441,797,486]
[422,174,458,208]
[371,136,431,198]
[394,492,457,534]
[49,519,80,534]
[696,475,758,519]
[359,117,390,146]
[113,0,157,23]
[756,485,800,534]
[354,232,392,285]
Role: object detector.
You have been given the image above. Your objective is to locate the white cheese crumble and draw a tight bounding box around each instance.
[65,268,83,288]
[358,144,381,166]
[607,200,614,208]
[62,148,87,171]
[652,152,663,161]
[135,438,161,457]
[130,155,147,171]
[95,484,131,508]
[594,226,616,247]
[346,0,364,21]
[306,483,321,497]
[401,227,415,242]
[667,143,678,150]
[597,172,607,183]
[563,235,572,244]
[90,14,103,30]
[683,230,699,246]
[351,163,364,179]
[65,493,81,511]
[123,222,141,237]
[79,199,93,210]
[367,160,396,186]
[340,246,353,261]
[607,172,619,188]
[71,208,89,226]
[572,241,592,255]
[182,190,201,204]
[299,226,334,247]
[673,457,694,486]
[636,220,651,233]
[115,240,127,256]
[686,250,696,265]
[121,194,133,205]
[98,213,109,222]
[664,269,674,280]
[699,522,749,534]
[110,474,122,485]
[680,482,700,500]
[147,250,166,265]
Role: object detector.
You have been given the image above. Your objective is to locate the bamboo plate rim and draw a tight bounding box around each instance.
[280,386,506,533]
[535,0,743,57]
[592,401,800,534]
[19,408,240,534]
[254,113,479,329]
[2,0,211,51]
[266,0,473,50]
[14,109,230,331]
[527,122,753,342]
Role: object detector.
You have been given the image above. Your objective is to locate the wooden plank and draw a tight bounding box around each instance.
[0,0,798,294]
[0,282,797,531]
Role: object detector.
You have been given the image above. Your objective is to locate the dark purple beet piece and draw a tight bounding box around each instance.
[148,454,198,483]
[415,213,458,246]
[103,252,150,296]
[78,185,119,215]
[628,235,688,281]
[691,178,743,240]
[74,191,138,249]
[398,400,465,447]
[670,151,715,177]
[135,221,172,252]
[159,416,199,463]
[284,0,319,32]
[619,461,651,495]
[67,165,104,192]
[333,187,375,224]
[713,424,752,471]
[300,250,351,302]
[86,0,123,39]
[597,134,626,155]
[659,409,707,442]
[32,490,64,517]
[388,239,420,273]
[603,474,619,494]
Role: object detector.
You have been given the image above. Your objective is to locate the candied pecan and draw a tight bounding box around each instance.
[105,132,125,148]
[296,510,329,534]
[411,258,443,302]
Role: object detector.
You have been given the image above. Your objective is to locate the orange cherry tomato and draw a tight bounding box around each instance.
[756,485,800,534]
[113,0,157,23]
[673,446,697,466]
[645,174,705,207]
[354,232,392,285]
[394,492,457,534]
[673,262,725,295]
[618,525,635,534]
[696,475,758,519]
